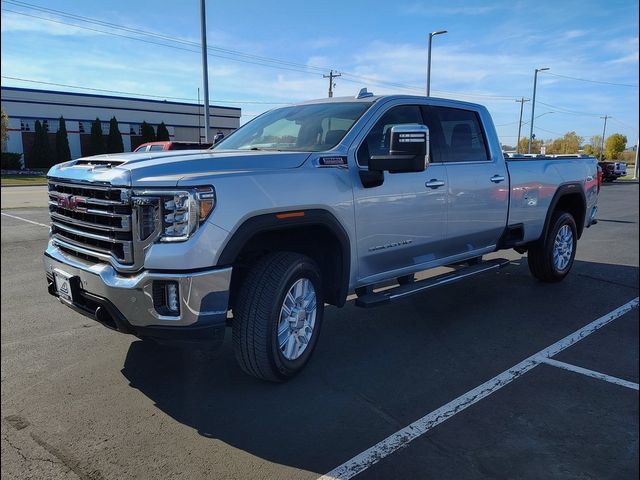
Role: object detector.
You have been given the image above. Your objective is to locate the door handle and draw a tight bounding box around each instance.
[490,175,506,183]
[425,179,445,189]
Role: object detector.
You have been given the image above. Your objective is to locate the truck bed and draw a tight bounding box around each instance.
[506,156,599,243]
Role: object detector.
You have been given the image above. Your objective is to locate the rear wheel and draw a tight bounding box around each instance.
[528,211,577,283]
[232,252,324,382]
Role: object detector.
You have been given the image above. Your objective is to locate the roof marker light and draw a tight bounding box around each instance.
[356,88,374,99]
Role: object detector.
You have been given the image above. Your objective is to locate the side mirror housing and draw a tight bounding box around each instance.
[368,124,430,173]
[213,132,225,144]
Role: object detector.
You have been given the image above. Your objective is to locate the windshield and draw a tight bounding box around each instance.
[213,102,371,152]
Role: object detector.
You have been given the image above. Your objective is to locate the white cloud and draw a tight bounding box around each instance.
[2,12,637,141]
[606,52,639,65]
[0,10,100,36]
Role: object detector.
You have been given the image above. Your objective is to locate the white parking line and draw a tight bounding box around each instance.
[319,297,639,480]
[1,212,49,228]
[538,357,639,391]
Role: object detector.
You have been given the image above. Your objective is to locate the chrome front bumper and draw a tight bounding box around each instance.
[43,241,231,331]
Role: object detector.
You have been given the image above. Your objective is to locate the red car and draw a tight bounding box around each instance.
[133,141,213,153]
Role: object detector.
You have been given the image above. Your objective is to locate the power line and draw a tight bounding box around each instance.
[1,3,522,102]
[2,5,425,95]
[0,8,327,77]
[2,6,421,94]
[546,71,639,88]
[0,75,292,105]
[535,126,567,136]
[608,116,637,130]
[537,101,603,117]
[3,0,330,74]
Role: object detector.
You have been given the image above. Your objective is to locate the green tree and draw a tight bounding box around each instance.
[156,122,170,141]
[604,133,627,160]
[55,116,71,164]
[31,120,51,168]
[106,116,124,153]
[583,135,603,158]
[89,118,106,156]
[140,121,156,143]
[517,137,543,154]
[547,131,583,154]
[1,108,8,151]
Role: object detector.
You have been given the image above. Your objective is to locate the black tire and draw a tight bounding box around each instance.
[528,211,577,283]
[232,252,324,382]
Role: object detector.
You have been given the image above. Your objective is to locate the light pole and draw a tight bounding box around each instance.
[427,30,447,97]
[200,0,211,143]
[528,67,549,153]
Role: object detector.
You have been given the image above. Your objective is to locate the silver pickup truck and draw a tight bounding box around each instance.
[44,91,599,381]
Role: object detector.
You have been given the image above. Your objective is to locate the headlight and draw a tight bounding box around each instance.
[132,186,215,243]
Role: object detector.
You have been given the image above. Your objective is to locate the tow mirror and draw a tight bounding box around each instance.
[368,124,429,173]
[213,131,225,144]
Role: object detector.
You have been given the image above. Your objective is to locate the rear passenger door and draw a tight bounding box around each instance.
[424,105,508,256]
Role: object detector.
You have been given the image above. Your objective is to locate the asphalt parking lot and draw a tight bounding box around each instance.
[1,182,638,480]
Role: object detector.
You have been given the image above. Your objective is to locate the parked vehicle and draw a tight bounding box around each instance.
[44,91,599,381]
[134,141,213,152]
[598,161,627,182]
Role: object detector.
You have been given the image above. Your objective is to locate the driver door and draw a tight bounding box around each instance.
[352,104,448,284]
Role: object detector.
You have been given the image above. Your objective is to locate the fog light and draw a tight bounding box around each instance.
[152,281,180,316]
[166,282,179,313]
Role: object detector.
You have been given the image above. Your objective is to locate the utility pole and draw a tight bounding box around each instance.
[200,0,211,142]
[323,70,341,98]
[599,115,609,161]
[197,87,201,145]
[528,67,549,153]
[515,97,530,153]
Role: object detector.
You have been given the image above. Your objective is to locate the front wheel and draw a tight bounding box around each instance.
[232,252,324,382]
[527,211,577,283]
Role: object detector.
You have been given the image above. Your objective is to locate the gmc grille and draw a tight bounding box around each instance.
[48,180,133,265]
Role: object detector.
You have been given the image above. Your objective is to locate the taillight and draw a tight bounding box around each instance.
[597,166,603,193]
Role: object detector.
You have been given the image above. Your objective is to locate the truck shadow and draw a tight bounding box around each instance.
[120,258,638,474]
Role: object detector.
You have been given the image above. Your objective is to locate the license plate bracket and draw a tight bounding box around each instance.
[53,269,76,304]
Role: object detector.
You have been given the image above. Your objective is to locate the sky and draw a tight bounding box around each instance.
[1,0,638,148]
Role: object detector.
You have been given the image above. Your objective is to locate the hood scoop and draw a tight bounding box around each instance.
[73,159,125,169]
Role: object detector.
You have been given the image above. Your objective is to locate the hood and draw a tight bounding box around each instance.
[47,150,312,187]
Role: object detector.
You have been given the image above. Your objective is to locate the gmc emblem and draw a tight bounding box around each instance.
[57,194,87,212]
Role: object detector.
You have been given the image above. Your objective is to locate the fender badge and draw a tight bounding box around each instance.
[319,156,347,166]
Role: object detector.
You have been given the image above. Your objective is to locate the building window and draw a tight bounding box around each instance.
[20,119,34,132]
